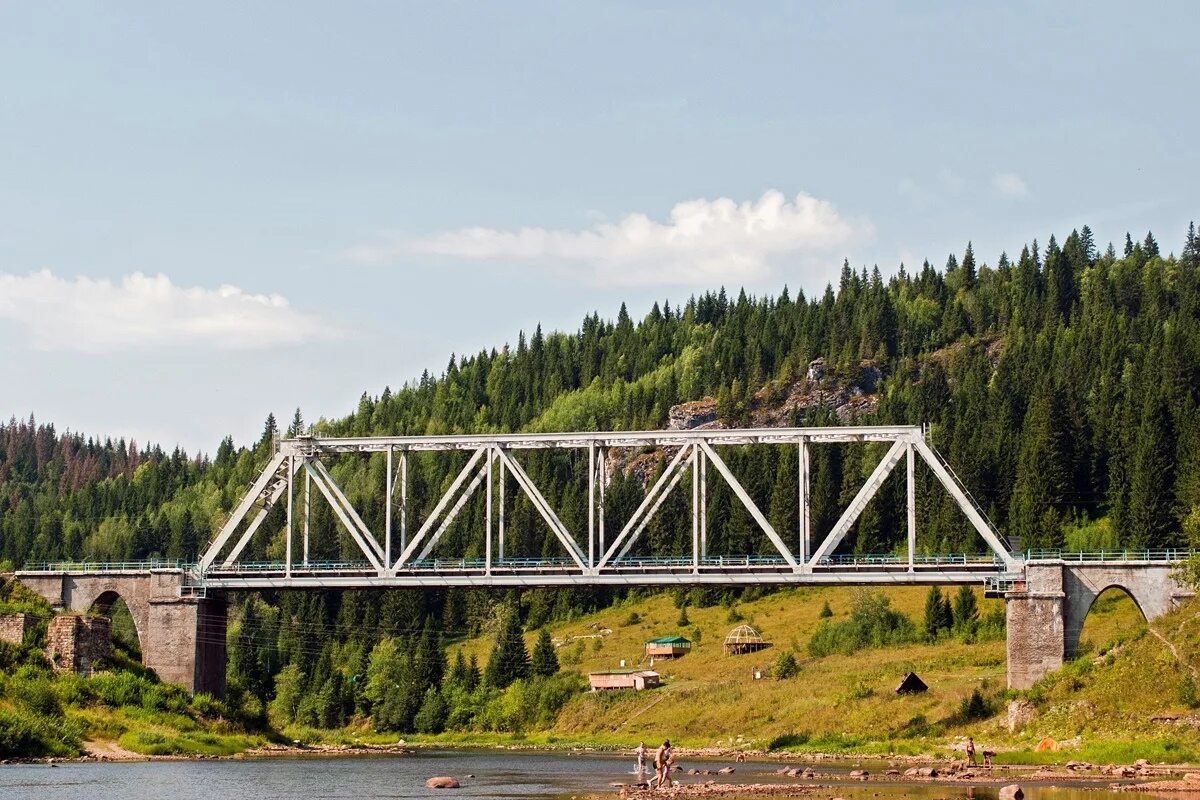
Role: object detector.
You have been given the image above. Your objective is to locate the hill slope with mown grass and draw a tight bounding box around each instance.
[419,583,1198,763]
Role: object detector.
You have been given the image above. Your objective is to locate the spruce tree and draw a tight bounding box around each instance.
[531,629,560,677]
[923,586,951,640]
[952,585,979,634]
[484,609,530,689]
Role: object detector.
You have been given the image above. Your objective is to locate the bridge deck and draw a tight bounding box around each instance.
[17,551,1190,591]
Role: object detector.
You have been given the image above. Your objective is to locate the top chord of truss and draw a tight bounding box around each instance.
[279,425,926,455]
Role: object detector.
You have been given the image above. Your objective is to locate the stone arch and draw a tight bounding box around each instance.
[87,589,144,655]
[1063,566,1181,658]
[63,577,152,654]
[1066,584,1147,658]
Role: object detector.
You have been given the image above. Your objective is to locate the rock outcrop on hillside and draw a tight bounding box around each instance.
[606,360,884,487]
[667,359,883,432]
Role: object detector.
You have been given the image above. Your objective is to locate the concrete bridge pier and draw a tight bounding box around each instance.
[1006,561,1191,690]
[16,569,226,697]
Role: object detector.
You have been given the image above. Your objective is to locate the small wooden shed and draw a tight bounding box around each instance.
[895,672,928,694]
[723,624,771,655]
[645,635,692,659]
[588,670,661,691]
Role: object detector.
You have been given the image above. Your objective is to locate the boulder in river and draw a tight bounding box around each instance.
[425,776,460,789]
[999,784,1024,800]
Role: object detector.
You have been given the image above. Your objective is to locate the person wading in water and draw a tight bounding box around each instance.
[654,739,672,789]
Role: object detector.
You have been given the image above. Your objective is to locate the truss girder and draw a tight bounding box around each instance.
[195,424,1023,582]
[807,439,907,568]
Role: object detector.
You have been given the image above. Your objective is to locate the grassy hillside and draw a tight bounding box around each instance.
[441,586,1005,751]
[431,585,1199,763]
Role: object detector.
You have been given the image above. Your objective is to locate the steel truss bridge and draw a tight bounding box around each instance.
[185,425,1026,590]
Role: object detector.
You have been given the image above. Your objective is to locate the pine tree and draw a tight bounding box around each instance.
[413,687,447,733]
[774,650,799,679]
[531,629,560,677]
[923,586,951,640]
[1127,396,1177,548]
[952,585,979,634]
[484,609,530,689]
[286,408,305,437]
[260,413,278,448]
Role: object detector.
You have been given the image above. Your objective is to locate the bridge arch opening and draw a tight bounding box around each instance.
[1075,585,1147,659]
[89,590,142,661]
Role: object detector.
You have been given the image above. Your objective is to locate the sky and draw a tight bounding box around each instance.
[1,2,1197,454]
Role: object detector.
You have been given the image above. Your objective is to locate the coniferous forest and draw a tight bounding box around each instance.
[2,223,1200,732]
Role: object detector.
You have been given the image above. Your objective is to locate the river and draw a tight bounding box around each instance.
[0,750,1145,799]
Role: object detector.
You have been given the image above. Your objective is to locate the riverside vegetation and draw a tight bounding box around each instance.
[2,223,1200,757]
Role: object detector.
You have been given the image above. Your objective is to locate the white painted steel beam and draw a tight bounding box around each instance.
[393,446,487,569]
[278,426,924,455]
[914,440,1020,571]
[697,441,799,570]
[198,452,287,571]
[494,448,588,570]
[808,440,907,566]
[595,444,693,570]
[302,461,385,572]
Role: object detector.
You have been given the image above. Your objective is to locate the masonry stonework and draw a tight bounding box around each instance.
[1006,561,1192,689]
[0,612,35,646]
[47,614,112,676]
[15,570,227,696]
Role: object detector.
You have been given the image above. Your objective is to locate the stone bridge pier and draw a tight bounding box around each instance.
[16,569,226,697]
[1006,561,1193,689]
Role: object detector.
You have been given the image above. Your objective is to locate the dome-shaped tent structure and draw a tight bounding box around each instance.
[723,624,771,655]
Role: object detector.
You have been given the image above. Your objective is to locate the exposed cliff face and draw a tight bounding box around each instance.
[668,359,883,431]
[608,360,884,486]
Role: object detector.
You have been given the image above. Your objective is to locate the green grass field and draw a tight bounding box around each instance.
[438,583,1200,762]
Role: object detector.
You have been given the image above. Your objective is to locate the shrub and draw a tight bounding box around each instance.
[622,612,642,627]
[1180,674,1199,709]
[808,591,918,657]
[958,688,993,722]
[767,731,810,751]
[774,650,799,679]
[818,601,833,619]
[677,607,691,627]
[0,707,82,757]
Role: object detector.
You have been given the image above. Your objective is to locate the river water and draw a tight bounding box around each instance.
[0,750,1142,799]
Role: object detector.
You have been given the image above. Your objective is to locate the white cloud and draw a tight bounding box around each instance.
[0,270,337,353]
[350,190,867,287]
[994,172,1028,198]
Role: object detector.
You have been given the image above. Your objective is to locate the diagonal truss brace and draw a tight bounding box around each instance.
[308,458,384,562]
[697,441,799,570]
[222,457,303,568]
[913,440,1019,571]
[613,444,695,565]
[494,448,588,570]
[302,461,385,572]
[415,459,488,562]
[394,446,488,569]
[595,443,694,571]
[807,439,907,569]
[199,452,287,572]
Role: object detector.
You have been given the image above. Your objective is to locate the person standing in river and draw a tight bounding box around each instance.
[654,739,672,789]
[635,741,647,778]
